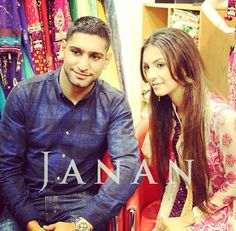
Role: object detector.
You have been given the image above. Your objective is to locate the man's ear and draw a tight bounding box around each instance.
[58,40,67,60]
[103,52,112,69]
[60,40,67,51]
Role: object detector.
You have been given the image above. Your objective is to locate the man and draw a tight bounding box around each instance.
[0,16,141,231]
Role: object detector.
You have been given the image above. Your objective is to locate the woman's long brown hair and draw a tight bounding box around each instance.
[140,28,210,212]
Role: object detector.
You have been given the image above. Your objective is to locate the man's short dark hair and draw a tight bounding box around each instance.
[66,16,111,49]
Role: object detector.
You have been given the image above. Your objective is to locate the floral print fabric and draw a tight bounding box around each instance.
[190,94,236,230]
[143,93,236,230]
[228,48,236,110]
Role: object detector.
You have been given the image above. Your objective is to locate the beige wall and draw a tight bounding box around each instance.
[114,0,154,125]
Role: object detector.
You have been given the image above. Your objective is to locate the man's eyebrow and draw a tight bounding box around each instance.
[69,46,104,57]
[70,46,82,51]
[88,51,104,57]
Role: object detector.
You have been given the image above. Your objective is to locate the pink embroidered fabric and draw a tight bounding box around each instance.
[190,94,236,230]
[228,49,236,110]
[24,0,48,74]
[51,0,71,68]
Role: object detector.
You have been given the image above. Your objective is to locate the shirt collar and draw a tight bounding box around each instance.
[53,67,63,97]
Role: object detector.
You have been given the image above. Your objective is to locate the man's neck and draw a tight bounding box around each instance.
[59,69,94,105]
[65,86,93,105]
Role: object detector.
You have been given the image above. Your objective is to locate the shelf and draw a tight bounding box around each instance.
[144,3,227,10]
[144,3,201,11]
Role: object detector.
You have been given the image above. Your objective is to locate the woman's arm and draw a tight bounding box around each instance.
[205,108,236,214]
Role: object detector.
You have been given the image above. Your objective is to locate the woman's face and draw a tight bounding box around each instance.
[142,45,183,100]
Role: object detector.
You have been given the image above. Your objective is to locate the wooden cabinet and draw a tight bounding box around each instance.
[142,3,234,97]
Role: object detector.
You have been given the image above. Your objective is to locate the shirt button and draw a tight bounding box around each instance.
[62,153,66,158]
[65,131,70,135]
[56,176,60,181]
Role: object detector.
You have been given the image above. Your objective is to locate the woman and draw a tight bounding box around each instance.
[141,28,236,230]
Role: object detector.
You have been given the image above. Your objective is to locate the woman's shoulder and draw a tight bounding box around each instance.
[206,92,236,127]
[207,93,235,114]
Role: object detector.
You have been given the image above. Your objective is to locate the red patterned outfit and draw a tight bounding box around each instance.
[49,0,71,68]
[143,93,236,230]
[24,0,48,74]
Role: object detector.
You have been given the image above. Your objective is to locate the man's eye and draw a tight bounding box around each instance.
[91,54,101,60]
[72,50,80,55]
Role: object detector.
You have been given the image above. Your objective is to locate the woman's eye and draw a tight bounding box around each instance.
[157,63,166,68]
[143,64,149,70]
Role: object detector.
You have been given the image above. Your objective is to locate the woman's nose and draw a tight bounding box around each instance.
[146,68,157,83]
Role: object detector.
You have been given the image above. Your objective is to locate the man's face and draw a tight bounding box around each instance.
[61,32,111,89]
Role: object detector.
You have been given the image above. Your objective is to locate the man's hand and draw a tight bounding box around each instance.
[43,222,75,231]
[26,220,45,231]
[43,218,93,231]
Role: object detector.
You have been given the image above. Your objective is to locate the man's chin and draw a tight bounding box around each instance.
[71,80,93,89]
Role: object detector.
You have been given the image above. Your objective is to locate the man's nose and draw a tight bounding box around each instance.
[77,55,89,71]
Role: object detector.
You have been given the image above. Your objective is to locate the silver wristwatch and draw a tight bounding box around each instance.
[74,217,89,231]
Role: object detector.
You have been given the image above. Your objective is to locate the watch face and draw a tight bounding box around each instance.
[76,220,89,231]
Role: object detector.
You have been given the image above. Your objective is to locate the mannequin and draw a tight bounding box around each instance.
[202,0,236,110]
[201,0,235,33]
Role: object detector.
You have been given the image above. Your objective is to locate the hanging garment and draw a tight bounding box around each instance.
[50,0,71,68]
[224,0,236,21]
[76,0,94,17]
[18,0,35,73]
[68,0,78,21]
[24,0,48,74]
[22,50,34,79]
[0,0,23,97]
[103,0,125,91]
[39,0,55,71]
[0,84,6,119]
[89,0,97,17]
[97,0,121,90]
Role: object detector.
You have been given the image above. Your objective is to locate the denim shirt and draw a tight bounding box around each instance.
[0,68,141,228]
